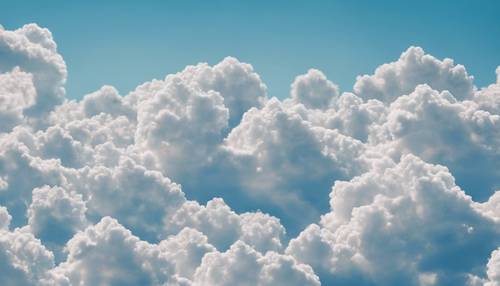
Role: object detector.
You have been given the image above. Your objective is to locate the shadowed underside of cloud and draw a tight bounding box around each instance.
[0,24,499,285]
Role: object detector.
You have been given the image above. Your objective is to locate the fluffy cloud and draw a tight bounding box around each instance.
[287,155,500,285]
[479,191,500,222]
[485,248,500,286]
[0,206,11,230]
[177,56,267,128]
[1,23,500,285]
[134,72,229,178]
[0,68,36,132]
[370,84,500,200]
[291,69,339,109]
[27,186,87,259]
[73,158,186,242]
[222,98,375,232]
[47,217,178,286]
[133,69,376,233]
[468,247,500,286]
[0,129,70,227]
[81,85,135,119]
[158,227,216,280]
[0,24,66,124]
[298,91,387,142]
[193,241,320,286]
[164,198,285,253]
[474,66,500,114]
[354,46,474,102]
[239,212,286,253]
[0,206,55,286]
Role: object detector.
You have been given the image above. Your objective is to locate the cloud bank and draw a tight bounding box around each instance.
[0,24,499,285]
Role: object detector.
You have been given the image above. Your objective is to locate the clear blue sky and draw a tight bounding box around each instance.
[1,0,499,99]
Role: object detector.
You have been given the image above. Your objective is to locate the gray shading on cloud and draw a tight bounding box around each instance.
[0,23,499,285]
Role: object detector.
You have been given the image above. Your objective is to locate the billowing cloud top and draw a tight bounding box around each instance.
[0,24,499,285]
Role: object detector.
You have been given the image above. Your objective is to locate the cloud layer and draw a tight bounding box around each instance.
[0,24,499,285]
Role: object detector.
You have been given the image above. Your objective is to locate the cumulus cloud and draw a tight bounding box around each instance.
[370,84,500,199]
[158,227,216,280]
[134,72,229,178]
[1,23,500,285]
[474,66,500,114]
[222,97,375,232]
[291,69,339,109]
[47,217,178,286]
[48,218,296,286]
[354,46,474,102]
[164,198,285,253]
[287,155,500,285]
[295,91,387,142]
[81,85,135,119]
[27,186,87,259]
[0,24,66,124]
[0,206,55,286]
[177,56,267,128]
[73,158,186,242]
[485,248,500,286]
[193,241,320,286]
[479,191,500,222]
[132,66,375,233]
[0,206,11,230]
[467,247,500,286]
[0,68,36,132]
[0,128,70,227]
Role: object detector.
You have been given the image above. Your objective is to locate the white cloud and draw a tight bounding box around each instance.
[164,198,285,253]
[35,126,94,168]
[0,24,66,123]
[470,247,500,286]
[27,186,87,259]
[474,66,500,114]
[0,68,36,132]
[158,227,216,280]
[287,155,500,285]
[291,69,339,110]
[48,217,177,286]
[74,158,186,242]
[0,206,11,230]
[0,129,70,227]
[164,198,240,250]
[354,46,474,102]
[48,218,301,286]
[0,206,55,286]
[134,72,229,178]
[177,56,267,128]
[369,84,500,200]
[485,248,500,286]
[50,111,136,150]
[81,85,135,119]
[223,97,375,231]
[291,91,388,142]
[478,191,500,222]
[239,212,286,253]
[323,92,387,142]
[131,73,377,234]
[193,241,320,286]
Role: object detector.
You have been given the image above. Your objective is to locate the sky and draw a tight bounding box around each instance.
[1,2,500,285]
[1,0,500,99]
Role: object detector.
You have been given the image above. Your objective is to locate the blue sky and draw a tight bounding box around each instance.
[1,0,499,99]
